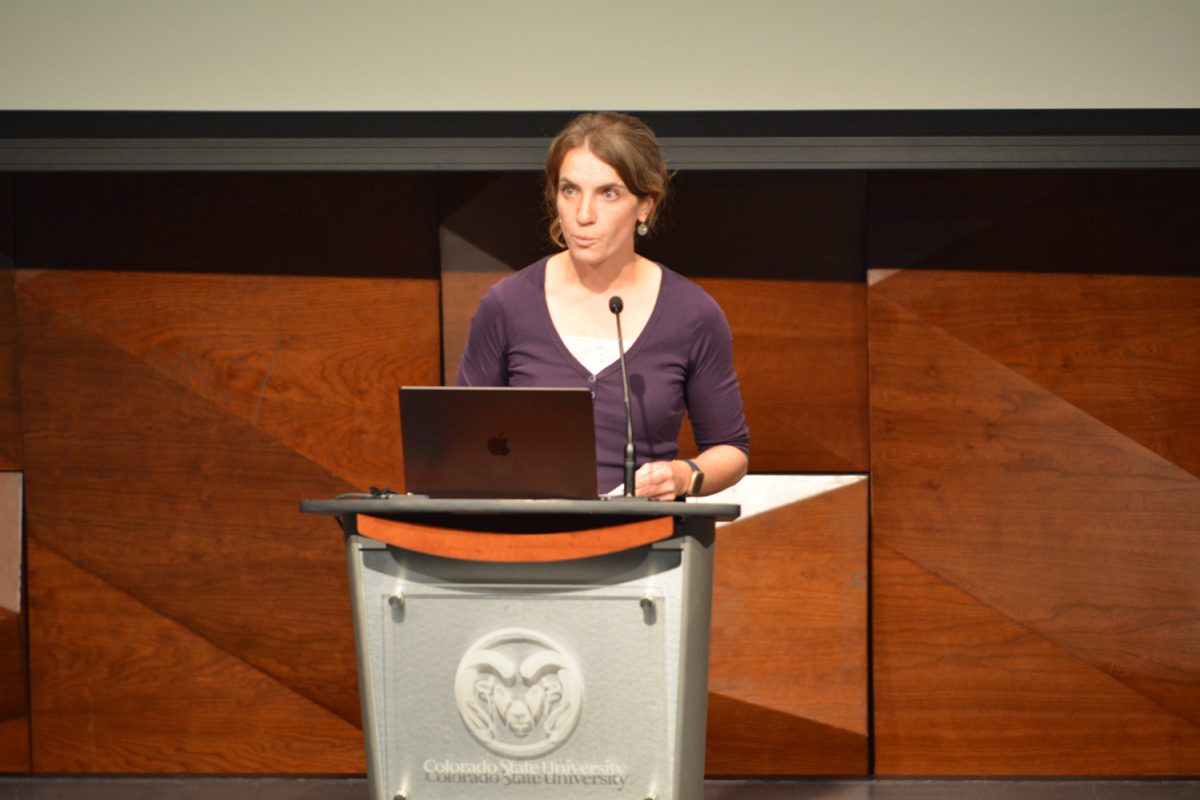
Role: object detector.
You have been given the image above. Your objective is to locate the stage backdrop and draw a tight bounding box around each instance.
[0,167,1196,776]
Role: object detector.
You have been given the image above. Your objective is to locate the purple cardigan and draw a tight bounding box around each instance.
[457,257,749,494]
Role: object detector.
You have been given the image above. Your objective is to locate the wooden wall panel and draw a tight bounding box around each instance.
[0,472,28,773]
[706,479,869,775]
[0,177,20,470]
[696,279,867,472]
[17,173,440,278]
[0,175,10,265]
[28,540,362,772]
[16,173,442,773]
[18,271,438,771]
[0,176,27,772]
[867,171,1200,276]
[869,269,1200,775]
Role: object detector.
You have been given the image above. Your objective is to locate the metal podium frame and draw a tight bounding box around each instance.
[301,496,739,800]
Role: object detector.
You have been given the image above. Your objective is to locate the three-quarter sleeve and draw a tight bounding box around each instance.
[685,296,750,456]
[456,289,510,387]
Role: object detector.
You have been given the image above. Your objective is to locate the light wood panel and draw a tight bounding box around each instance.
[697,278,868,472]
[17,269,439,770]
[17,270,439,491]
[707,480,868,775]
[16,172,443,773]
[869,270,1200,774]
[868,270,1200,478]
[874,543,1200,775]
[28,540,363,773]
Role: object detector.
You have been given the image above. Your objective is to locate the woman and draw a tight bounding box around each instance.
[457,112,748,500]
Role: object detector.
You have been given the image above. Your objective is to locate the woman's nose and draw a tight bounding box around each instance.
[576,193,596,223]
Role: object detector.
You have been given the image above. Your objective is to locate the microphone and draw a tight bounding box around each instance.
[609,296,636,497]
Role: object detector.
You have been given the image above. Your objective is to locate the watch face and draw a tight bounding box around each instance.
[688,466,704,496]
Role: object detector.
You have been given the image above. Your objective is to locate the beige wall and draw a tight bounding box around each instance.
[1,0,1198,111]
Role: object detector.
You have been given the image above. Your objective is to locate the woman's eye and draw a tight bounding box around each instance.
[604,188,619,199]
[561,185,575,196]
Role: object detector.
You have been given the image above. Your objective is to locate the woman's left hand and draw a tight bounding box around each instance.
[633,460,685,502]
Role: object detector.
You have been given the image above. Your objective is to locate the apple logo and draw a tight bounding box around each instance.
[486,432,510,456]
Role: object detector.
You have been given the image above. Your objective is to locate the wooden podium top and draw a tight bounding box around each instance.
[300,495,740,520]
[300,495,741,562]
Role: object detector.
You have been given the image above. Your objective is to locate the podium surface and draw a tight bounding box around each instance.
[303,496,738,800]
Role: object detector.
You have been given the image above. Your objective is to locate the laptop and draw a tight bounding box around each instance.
[399,386,599,499]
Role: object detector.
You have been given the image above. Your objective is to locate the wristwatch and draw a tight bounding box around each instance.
[682,459,705,497]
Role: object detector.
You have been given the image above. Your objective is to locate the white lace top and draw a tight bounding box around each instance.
[560,334,637,375]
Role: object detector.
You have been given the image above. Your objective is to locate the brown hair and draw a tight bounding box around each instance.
[544,112,671,247]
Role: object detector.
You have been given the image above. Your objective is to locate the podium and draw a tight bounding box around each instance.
[301,496,739,800]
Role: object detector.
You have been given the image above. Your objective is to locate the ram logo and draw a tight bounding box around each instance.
[454,628,584,757]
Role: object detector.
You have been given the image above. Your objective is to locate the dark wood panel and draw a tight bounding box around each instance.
[707,480,868,775]
[0,268,20,470]
[0,611,29,773]
[0,175,21,468]
[698,279,868,472]
[0,175,11,266]
[869,273,1200,774]
[16,173,440,278]
[643,171,866,282]
[867,170,1200,276]
[28,540,363,773]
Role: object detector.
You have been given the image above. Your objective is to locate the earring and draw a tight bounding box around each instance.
[637,221,650,236]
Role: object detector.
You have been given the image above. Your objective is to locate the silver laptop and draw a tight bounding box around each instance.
[399,386,599,499]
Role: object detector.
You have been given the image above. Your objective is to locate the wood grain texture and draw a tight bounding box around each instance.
[17,270,439,492]
[16,265,440,771]
[27,540,363,773]
[874,544,1200,775]
[0,609,29,772]
[869,272,1200,774]
[19,292,365,761]
[707,480,868,775]
[356,514,672,562]
[0,470,27,772]
[697,278,868,472]
[871,270,1200,477]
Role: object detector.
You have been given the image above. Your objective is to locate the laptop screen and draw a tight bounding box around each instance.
[399,386,599,499]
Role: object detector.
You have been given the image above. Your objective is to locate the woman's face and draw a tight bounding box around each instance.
[555,146,653,268]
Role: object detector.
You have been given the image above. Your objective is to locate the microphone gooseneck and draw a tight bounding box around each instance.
[609,295,636,497]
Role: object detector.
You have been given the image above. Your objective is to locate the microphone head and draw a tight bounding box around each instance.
[608,296,624,314]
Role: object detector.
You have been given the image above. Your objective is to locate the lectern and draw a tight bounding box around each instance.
[301,496,739,800]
